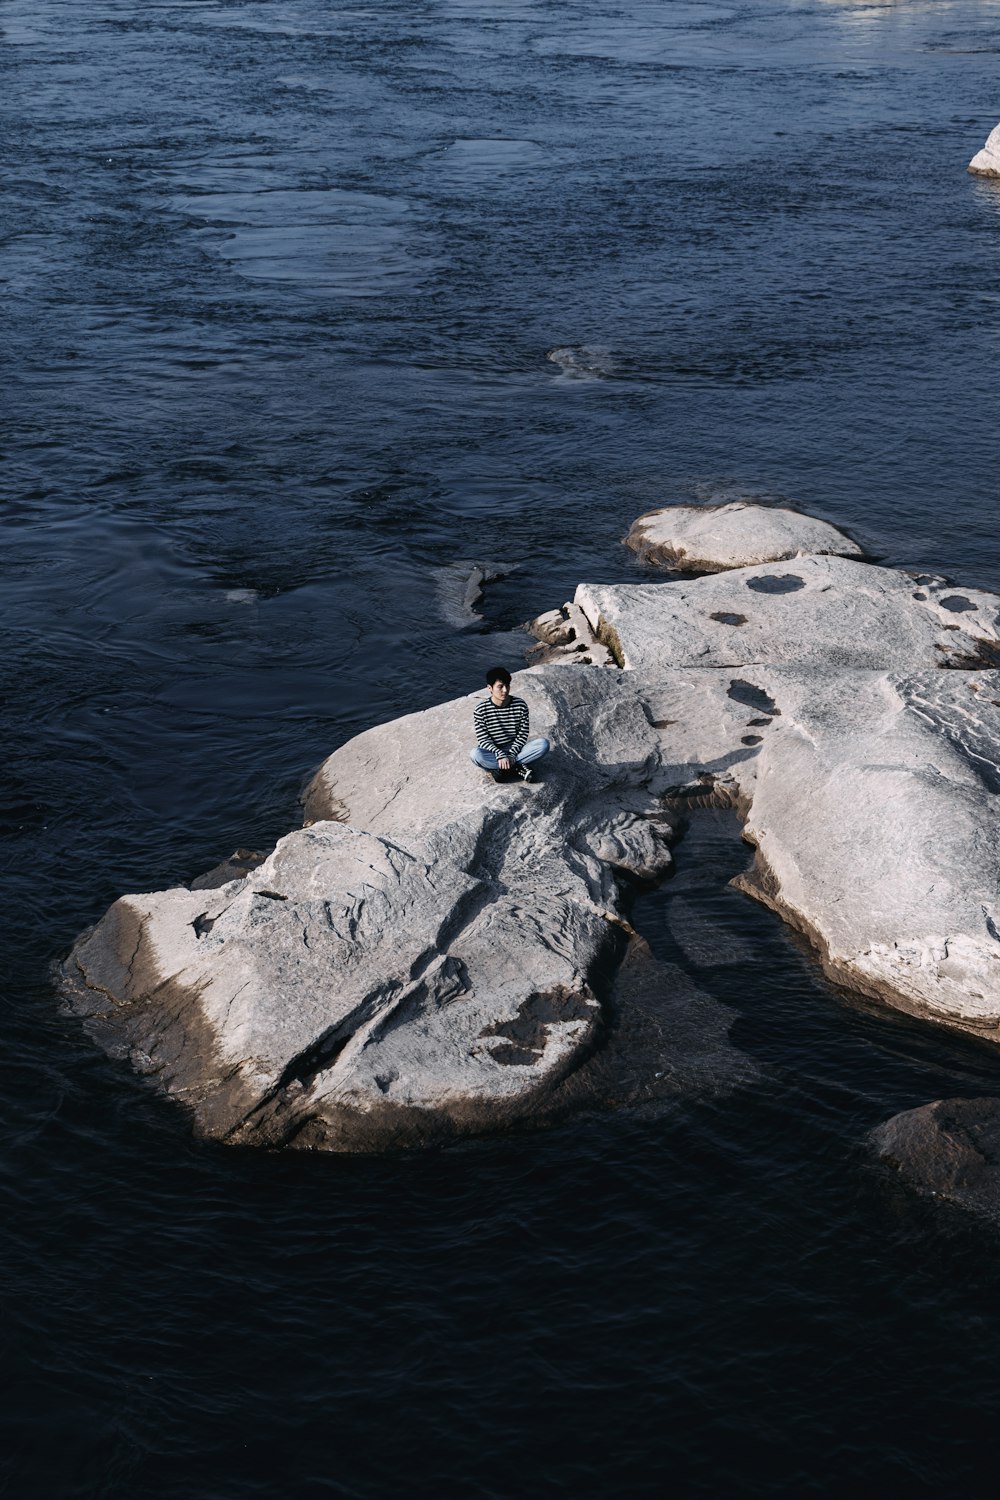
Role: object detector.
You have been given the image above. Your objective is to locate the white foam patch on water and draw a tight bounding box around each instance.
[224,589,260,606]
[546,346,617,381]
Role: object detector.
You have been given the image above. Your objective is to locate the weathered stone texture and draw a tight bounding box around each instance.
[66,505,1000,1150]
[624,501,864,573]
[969,123,1000,177]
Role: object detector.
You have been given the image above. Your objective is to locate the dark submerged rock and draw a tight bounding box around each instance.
[872,1097,1000,1217]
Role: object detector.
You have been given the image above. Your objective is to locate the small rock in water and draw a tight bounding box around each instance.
[968,123,1000,177]
[872,1098,1000,1219]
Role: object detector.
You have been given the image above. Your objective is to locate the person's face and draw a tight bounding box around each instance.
[490,678,510,706]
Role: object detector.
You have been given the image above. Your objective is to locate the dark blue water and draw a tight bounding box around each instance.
[5,0,1000,1493]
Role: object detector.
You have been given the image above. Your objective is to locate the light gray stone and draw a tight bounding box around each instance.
[67,669,676,1149]
[557,556,1000,1037]
[708,667,1000,1032]
[526,601,616,667]
[577,555,1000,672]
[624,501,863,573]
[969,123,1000,178]
[65,509,1000,1151]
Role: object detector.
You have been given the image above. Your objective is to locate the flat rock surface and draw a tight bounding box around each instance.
[578,555,1000,672]
[65,510,1000,1152]
[872,1097,1000,1216]
[624,501,863,573]
[688,667,1000,1030]
[969,123,1000,177]
[68,669,677,1150]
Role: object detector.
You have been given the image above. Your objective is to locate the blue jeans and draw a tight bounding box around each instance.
[470,737,550,771]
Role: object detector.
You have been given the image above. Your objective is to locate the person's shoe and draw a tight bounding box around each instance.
[491,768,515,783]
[515,763,534,783]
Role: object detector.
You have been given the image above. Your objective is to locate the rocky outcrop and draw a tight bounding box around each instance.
[577,555,1000,672]
[64,504,1000,1151]
[624,502,864,573]
[872,1098,1000,1217]
[67,670,676,1150]
[526,602,616,667]
[573,552,1000,1031]
[652,665,1000,1031]
[969,124,1000,178]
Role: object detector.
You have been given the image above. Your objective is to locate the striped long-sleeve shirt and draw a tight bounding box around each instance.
[474,694,530,758]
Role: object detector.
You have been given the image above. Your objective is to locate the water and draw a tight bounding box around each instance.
[4,0,1000,1492]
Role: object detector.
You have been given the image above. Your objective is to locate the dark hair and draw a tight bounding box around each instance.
[486,666,511,687]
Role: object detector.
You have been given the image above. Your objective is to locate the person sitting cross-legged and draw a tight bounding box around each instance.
[470,666,550,783]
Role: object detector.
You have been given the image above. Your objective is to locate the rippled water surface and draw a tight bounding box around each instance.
[5,0,1000,1493]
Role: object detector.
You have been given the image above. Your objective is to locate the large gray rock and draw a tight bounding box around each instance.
[969,123,1000,178]
[67,670,676,1149]
[577,554,1000,672]
[64,507,1000,1150]
[665,666,1000,1032]
[872,1098,1000,1217]
[624,502,863,573]
[572,549,1000,1033]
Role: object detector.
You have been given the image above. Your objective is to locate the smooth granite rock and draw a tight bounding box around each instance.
[969,123,1000,178]
[65,506,1000,1151]
[624,502,863,573]
[703,667,1000,1031]
[525,601,616,667]
[68,669,676,1149]
[872,1098,1000,1217]
[577,555,1000,673]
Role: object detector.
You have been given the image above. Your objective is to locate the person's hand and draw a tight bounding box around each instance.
[497,756,511,771]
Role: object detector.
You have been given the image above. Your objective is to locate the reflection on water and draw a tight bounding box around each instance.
[971,177,1000,218]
